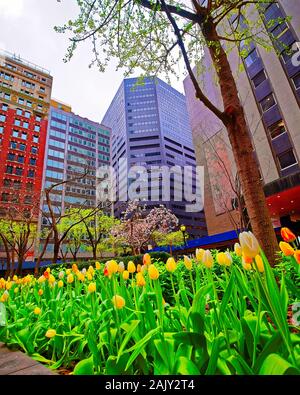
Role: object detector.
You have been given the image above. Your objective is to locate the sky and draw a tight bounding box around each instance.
[0,0,186,123]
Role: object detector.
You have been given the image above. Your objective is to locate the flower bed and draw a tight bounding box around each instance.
[0,231,299,375]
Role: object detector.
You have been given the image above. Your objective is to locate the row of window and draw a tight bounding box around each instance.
[6,166,35,177]
[2,178,33,189]
[50,120,67,130]
[47,159,64,169]
[9,141,38,154]
[7,153,36,165]
[1,193,33,204]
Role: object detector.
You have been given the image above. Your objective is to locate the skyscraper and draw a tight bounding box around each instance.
[39,99,111,257]
[0,50,53,220]
[184,1,300,236]
[41,100,110,258]
[102,76,207,237]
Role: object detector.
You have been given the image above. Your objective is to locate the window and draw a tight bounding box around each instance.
[0,126,3,133]
[27,101,32,108]
[10,142,17,149]
[16,108,22,116]
[19,143,26,151]
[18,97,24,105]
[260,93,276,112]
[14,119,21,127]
[0,114,6,122]
[31,146,37,154]
[34,125,40,132]
[23,122,29,129]
[36,115,41,122]
[14,181,21,190]
[1,193,9,202]
[292,73,300,90]
[244,49,259,68]
[278,150,297,170]
[7,153,15,161]
[6,165,13,174]
[3,179,11,186]
[12,130,19,138]
[21,133,27,140]
[26,183,33,191]
[29,158,36,166]
[24,111,30,119]
[27,170,35,178]
[2,104,8,111]
[15,167,23,176]
[268,120,286,139]
[33,136,39,143]
[252,70,267,88]
[24,196,32,204]
[281,42,296,63]
[40,86,45,92]
[4,93,10,100]
[271,22,288,38]
[18,156,24,164]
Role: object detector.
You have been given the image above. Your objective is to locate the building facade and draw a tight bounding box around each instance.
[0,50,53,221]
[102,77,207,237]
[39,100,111,256]
[183,0,300,236]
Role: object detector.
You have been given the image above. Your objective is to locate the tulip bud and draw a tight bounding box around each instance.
[112,295,125,309]
[107,260,119,275]
[281,227,296,243]
[202,250,213,269]
[72,264,78,273]
[123,270,129,280]
[148,264,159,280]
[45,329,56,339]
[195,248,205,262]
[136,272,146,287]
[88,282,96,293]
[38,289,43,296]
[166,257,177,273]
[234,242,242,257]
[239,231,260,258]
[58,280,64,288]
[279,241,295,256]
[58,271,65,279]
[118,262,125,273]
[216,252,232,267]
[184,255,193,270]
[127,261,136,274]
[67,274,74,284]
[34,307,41,315]
[254,255,264,273]
[136,264,142,273]
[95,261,101,270]
[143,253,151,266]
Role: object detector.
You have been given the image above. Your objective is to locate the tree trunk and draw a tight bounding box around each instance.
[92,245,97,260]
[202,21,278,264]
[16,255,23,276]
[53,240,60,264]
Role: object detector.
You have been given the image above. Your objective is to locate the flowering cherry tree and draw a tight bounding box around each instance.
[112,200,178,255]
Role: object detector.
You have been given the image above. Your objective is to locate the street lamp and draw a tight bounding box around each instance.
[180,225,187,246]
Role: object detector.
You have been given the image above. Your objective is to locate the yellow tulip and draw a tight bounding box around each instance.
[46,268,51,273]
[136,272,146,287]
[0,291,9,302]
[13,275,18,281]
[38,275,46,284]
[279,241,294,256]
[195,248,205,262]
[95,261,101,270]
[67,274,74,284]
[87,273,93,281]
[184,255,193,270]
[6,282,12,290]
[14,287,19,294]
[107,260,119,275]
[239,231,260,258]
[127,261,136,274]
[77,272,85,282]
[88,265,94,274]
[118,262,125,273]
[123,270,129,280]
[45,329,56,338]
[143,253,151,266]
[136,264,142,273]
[202,250,213,269]
[72,264,78,273]
[38,289,43,296]
[66,269,71,275]
[112,295,125,309]
[254,255,264,273]
[166,257,177,273]
[234,242,242,257]
[48,274,55,284]
[216,252,232,267]
[58,280,64,288]
[88,282,96,293]
[34,307,41,315]
[148,264,159,280]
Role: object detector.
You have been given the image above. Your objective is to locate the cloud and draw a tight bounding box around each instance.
[0,0,24,18]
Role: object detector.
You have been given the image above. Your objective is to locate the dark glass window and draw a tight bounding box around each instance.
[268,120,286,139]
[6,165,13,174]
[19,143,26,151]
[292,73,300,90]
[3,179,11,186]
[252,70,267,88]
[18,156,25,164]
[27,170,35,178]
[271,22,288,38]
[1,193,9,202]
[15,167,23,176]
[260,94,276,112]
[278,150,297,169]
[244,49,259,68]
[31,146,37,154]
[10,142,17,149]
[281,42,296,63]
[14,181,21,190]
[29,158,36,166]
[7,153,15,161]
